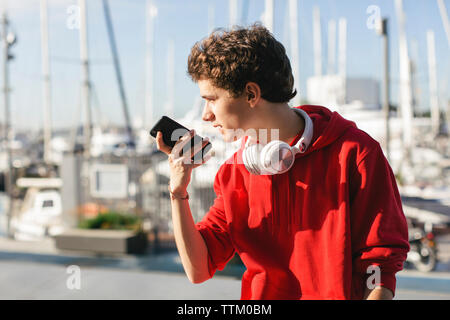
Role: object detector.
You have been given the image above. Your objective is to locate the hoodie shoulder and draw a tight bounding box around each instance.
[337,126,382,166]
[298,105,381,164]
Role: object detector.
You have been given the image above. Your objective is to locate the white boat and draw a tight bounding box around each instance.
[10,179,65,241]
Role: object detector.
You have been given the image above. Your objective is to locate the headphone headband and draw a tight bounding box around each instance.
[245,108,313,151]
[291,108,314,154]
[242,108,314,175]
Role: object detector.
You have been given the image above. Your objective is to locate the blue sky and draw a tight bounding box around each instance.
[2,0,449,131]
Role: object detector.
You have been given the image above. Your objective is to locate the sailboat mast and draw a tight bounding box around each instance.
[166,39,175,118]
[1,12,14,238]
[338,17,347,105]
[145,0,157,129]
[78,0,91,157]
[395,0,414,161]
[436,0,450,133]
[229,0,238,29]
[437,0,450,47]
[40,0,52,164]
[264,0,274,33]
[327,19,336,75]
[102,0,135,146]
[427,30,440,136]
[312,6,322,77]
[288,0,301,106]
[208,3,215,34]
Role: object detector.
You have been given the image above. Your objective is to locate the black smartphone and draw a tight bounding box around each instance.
[150,116,212,160]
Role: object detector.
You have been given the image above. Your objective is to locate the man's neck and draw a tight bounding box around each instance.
[251,103,305,145]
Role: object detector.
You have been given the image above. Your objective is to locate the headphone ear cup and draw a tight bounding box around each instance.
[243,139,295,175]
[242,145,254,174]
[243,143,261,175]
[251,144,263,174]
[260,140,289,174]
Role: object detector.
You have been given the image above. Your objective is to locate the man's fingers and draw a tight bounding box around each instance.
[192,151,213,168]
[172,129,195,158]
[192,139,213,167]
[190,137,210,163]
[155,131,172,154]
[157,129,211,167]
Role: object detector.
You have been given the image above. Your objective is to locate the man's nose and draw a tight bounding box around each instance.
[202,102,215,122]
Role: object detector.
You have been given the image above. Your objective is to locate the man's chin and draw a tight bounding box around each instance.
[222,130,244,143]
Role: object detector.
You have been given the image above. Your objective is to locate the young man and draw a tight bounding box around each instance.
[155,24,409,300]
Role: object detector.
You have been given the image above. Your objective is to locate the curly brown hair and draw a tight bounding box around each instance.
[187,24,297,103]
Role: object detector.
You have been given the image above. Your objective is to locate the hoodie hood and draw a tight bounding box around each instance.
[240,105,357,156]
[289,105,357,156]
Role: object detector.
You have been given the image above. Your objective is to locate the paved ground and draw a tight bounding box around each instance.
[0,236,450,300]
[1,258,450,300]
[0,259,242,300]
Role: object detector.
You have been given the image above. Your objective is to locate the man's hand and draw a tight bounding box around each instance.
[155,130,211,194]
[364,286,394,300]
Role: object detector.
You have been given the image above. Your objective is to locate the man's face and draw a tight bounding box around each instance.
[198,79,251,142]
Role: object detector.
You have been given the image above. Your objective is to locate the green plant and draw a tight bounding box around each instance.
[78,212,141,231]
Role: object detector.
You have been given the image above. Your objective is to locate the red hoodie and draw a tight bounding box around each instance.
[195,105,410,300]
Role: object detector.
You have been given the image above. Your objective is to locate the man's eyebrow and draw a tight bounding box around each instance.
[201,95,217,100]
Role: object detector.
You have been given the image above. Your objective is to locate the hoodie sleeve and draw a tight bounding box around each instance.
[195,167,236,277]
[349,143,410,297]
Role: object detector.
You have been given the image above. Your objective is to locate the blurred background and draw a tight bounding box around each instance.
[0,0,449,300]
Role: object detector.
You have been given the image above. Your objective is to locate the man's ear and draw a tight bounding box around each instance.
[245,82,261,107]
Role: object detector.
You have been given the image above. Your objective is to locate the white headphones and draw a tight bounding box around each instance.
[242,108,314,175]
